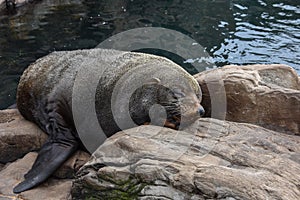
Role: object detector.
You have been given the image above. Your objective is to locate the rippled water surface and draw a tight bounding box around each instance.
[0,0,299,108]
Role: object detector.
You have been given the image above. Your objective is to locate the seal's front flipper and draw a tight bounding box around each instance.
[13,140,78,193]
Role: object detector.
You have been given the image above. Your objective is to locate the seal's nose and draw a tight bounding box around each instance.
[198,107,205,117]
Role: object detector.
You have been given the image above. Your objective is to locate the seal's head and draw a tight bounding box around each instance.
[129,78,205,129]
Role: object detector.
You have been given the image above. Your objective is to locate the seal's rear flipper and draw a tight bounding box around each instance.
[13,140,78,193]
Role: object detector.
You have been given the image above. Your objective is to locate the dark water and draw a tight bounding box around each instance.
[0,0,299,109]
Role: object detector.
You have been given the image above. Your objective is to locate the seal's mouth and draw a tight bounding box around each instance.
[164,115,181,129]
[143,115,181,130]
[164,120,178,129]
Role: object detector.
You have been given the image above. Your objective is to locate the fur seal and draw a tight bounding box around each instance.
[13,48,204,193]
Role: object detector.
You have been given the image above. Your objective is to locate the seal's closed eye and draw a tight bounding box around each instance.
[172,88,186,98]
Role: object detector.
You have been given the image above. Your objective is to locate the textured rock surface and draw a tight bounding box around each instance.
[194,64,300,135]
[0,109,47,163]
[53,150,90,179]
[72,119,300,200]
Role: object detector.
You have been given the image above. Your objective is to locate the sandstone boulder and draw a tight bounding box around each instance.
[72,118,300,200]
[0,109,47,163]
[194,64,300,135]
[53,150,90,179]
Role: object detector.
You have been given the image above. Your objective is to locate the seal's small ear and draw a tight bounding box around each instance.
[145,77,161,85]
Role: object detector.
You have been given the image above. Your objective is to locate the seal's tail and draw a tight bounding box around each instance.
[13,139,78,193]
